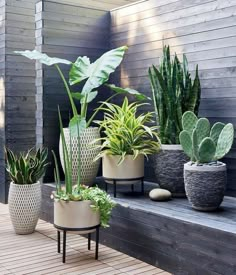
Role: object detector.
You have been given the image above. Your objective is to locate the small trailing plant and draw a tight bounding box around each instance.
[15,47,147,133]
[93,97,161,164]
[5,148,49,184]
[179,111,234,164]
[149,45,201,144]
[51,108,115,228]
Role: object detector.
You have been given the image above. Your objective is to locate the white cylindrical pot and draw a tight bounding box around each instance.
[54,200,100,234]
[152,144,189,197]
[184,161,227,211]
[59,127,101,186]
[8,182,41,235]
[103,154,144,184]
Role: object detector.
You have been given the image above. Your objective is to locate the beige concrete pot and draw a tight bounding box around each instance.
[103,154,144,184]
[54,200,100,234]
[59,127,101,186]
[8,182,41,235]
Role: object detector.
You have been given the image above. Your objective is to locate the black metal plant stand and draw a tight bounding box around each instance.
[103,177,144,198]
[54,224,100,263]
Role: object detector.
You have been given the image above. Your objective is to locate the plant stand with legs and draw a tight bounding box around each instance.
[55,224,100,263]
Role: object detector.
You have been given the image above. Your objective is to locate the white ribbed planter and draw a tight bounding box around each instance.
[103,154,144,184]
[54,200,100,234]
[59,127,101,186]
[184,161,227,211]
[8,182,41,235]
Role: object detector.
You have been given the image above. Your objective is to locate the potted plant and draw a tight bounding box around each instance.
[93,97,161,192]
[148,45,201,197]
[52,108,115,231]
[5,148,49,234]
[16,47,146,185]
[179,111,234,211]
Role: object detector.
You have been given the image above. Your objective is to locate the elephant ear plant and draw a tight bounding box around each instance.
[52,108,115,228]
[15,47,146,128]
[148,45,201,196]
[179,111,234,211]
[15,47,147,186]
[5,148,49,235]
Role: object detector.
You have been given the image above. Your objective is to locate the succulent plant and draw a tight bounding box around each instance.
[5,147,49,184]
[179,111,234,163]
[149,45,201,144]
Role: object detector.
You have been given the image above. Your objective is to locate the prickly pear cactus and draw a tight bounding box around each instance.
[179,111,234,163]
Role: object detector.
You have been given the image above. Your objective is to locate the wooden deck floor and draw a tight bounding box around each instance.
[0,203,170,275]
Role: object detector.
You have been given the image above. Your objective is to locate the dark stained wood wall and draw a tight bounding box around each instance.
[0,0,6,202]
[36,0,111,181]
[110,0,236,196]
[0,0,37,202]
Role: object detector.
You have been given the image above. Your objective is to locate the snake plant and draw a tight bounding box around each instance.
[5,147,49,184]
[149,45,201,144]
[93,97,161,164]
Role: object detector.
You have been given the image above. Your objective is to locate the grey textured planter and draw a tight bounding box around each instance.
[184,162,227,211]
[152,145,189,197]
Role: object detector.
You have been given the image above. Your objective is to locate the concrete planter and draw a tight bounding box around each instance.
[152,145,189,197]
[54,200,100,233]
[8,182,41,235]
[103,154,144,184]
[184,162,227,211]
[59,127,101,186]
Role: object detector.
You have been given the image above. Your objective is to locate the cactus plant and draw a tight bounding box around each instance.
[179,111,234,164]
[149,45,201,144]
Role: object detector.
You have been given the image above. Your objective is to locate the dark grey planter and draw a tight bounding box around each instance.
[152,145,189,197]
[184,162,227,211]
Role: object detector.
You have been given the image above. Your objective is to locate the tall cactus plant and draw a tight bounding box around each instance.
[179,111,234,164]
[149,45,201,144]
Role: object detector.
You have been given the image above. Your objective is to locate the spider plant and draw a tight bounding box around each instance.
[93,97,161,164]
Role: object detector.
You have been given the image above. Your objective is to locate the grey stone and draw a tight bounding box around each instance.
[149,188,171,201]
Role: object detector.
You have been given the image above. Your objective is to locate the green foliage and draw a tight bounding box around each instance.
[180,111,234,163]
[93,97,161,164]
[149,45,201,144]
[15,47,147,130]
[52,109,115,228]
[5,147,49,184]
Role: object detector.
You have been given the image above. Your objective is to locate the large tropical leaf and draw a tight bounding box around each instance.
[69,46,128,94]
[14,50,71,66]
[106,84,149,101]
[69,115,86,137]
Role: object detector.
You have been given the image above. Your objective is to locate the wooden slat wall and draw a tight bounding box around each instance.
[111,0,236,196]
[5,0,37,153]
[36,0,111,181]
[0,1,6,202]
[0,0,37,202]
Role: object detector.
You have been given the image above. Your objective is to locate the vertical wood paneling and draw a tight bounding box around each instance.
[111,0,236,196]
